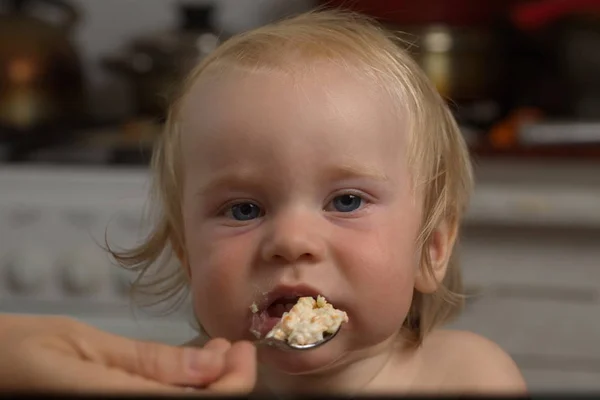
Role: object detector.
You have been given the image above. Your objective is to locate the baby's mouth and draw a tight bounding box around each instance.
[252,294,350,347]
[265,296,304,318]
[249,285,322,338]
[250,295,309,338]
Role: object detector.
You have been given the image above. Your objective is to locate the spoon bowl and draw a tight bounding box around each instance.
[256,325,341,351]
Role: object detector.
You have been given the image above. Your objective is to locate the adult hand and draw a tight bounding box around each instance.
[0,314,256,395]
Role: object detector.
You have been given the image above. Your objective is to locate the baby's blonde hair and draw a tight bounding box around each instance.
[110,9,474,346]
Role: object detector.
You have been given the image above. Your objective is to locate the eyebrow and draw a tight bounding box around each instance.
[196,164,389,197]
[195,169,266,197]
[322,164,389,183]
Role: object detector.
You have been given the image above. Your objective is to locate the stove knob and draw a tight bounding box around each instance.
[4,247,49,293]
[59,246,107,295]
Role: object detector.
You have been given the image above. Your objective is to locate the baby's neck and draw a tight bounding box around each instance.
[256,337,412,395]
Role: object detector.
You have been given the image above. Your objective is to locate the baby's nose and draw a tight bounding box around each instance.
[259,211,326,265]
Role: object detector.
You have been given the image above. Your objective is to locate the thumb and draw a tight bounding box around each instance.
[67,323,231,386]
[114,337,232,386]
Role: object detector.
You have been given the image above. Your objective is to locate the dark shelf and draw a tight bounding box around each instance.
[470,144,600,161]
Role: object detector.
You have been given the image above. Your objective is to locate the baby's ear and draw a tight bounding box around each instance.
[414,219,458,294]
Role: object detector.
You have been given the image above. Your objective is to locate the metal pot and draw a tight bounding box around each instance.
[102,4,221,119]
[398,25,500,101]
[0,0,85,130]
[390,24,507,129]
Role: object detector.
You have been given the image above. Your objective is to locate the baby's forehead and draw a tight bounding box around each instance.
[177,63,410,174]
[179,62,402,135]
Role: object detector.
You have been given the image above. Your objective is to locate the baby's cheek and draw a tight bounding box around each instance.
[187,241,250,337]
[188,233,250,285]
[343,222,418,331]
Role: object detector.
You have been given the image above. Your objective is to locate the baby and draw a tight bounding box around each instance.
[111,9,526,395]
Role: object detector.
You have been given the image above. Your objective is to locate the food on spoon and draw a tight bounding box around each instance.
[266,295,348,346]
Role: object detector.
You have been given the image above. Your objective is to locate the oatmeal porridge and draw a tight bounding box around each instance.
[266,295,348,346]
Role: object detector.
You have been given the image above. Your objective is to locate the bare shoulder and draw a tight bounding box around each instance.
[420,329,528,394]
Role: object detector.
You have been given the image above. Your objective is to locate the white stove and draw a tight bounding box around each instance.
[0,165,197,345]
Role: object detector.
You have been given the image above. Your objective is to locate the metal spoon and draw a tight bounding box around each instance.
[256,325,341,351]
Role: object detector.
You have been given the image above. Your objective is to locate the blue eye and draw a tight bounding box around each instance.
[227,202,262,221]
[331,194,363,213]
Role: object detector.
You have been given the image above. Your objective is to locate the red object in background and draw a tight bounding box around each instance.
[321,0,523,26]
[511,0,600,31]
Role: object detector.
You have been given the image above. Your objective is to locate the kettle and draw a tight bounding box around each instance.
[0,0,85,130]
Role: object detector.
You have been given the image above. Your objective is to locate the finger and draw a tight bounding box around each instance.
[179,338,232,390]
[202,338,232,355]
[51,324,228,387]
[17,351,197,395]
[208,341,257,394]
[115,338,228,386]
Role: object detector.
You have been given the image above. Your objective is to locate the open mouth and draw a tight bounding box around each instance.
[259,294,350,347]
[250,285,322,337]
[265,295,311,318]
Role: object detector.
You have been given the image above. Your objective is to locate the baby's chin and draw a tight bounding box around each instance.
[257,335,351,375]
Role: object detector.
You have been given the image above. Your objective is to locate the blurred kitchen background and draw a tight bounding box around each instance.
[1,0,599,393]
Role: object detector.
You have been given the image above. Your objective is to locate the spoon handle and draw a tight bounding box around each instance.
[255,326,341,351]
